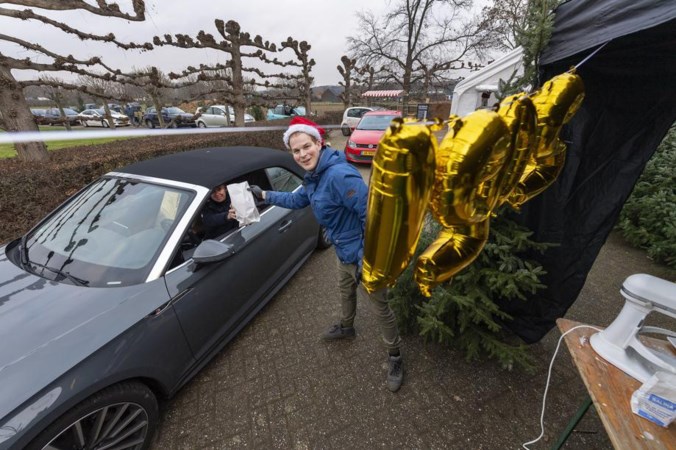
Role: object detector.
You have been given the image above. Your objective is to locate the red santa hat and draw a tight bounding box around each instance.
[283,116,326,149]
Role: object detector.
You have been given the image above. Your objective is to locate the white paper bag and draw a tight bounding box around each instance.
[227,181,260,226]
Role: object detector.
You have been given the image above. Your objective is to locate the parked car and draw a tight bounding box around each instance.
[195,105,255,127]
[143,106,197,128]
[266,104,306,120]
[0,146,331,450]
[344,110,402,164]
[44,107,81,126]
[30,108,48,125]
[340,106,378,136]
[77,108,130,127]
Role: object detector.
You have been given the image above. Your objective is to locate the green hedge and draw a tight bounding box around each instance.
[617,124,676,269]
[0,128,287,243]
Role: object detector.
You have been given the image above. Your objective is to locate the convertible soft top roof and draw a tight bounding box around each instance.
[118,146,300,188]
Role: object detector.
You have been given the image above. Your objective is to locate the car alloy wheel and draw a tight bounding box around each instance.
[197,121,206,128]
[29,382,158,450]
[146,120,155,129]
[317,226,332,249]
[341,125,351,136]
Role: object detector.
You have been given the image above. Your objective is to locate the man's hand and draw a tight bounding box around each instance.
[227,207,237,220]
[248,185,265,200]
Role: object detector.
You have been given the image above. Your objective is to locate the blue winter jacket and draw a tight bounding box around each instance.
[265,147,368,265]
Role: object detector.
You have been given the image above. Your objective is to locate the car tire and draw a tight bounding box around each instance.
[197,121,206,128]
[27,381,158,450]
[316,226,332,249]
[146,120,155,129]
[341,125,351,136]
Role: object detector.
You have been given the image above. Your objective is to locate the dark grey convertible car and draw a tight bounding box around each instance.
[0,147,329,450]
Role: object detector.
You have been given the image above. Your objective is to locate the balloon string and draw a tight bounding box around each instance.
[573,40,610,70]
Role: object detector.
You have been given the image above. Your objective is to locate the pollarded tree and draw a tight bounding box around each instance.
[0,0,150,161]
[337,55,359,108]
[152,20,304,127]
[280,38,315,116]
[348,0,495,110]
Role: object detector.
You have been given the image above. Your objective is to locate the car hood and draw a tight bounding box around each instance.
[0,247,170,421]
[350,129,386,145]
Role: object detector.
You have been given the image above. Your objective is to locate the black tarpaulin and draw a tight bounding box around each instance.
[497,0,676,343]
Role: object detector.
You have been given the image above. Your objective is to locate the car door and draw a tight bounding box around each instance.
[204,107,222,127]
[164,168,316,361]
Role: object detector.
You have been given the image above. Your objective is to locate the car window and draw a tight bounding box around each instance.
[266,167,302,192]
[357,114,399,131]
[347,108,363,118]
[24,177,194,287]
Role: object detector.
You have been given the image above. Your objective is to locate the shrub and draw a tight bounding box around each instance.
[617,125,676,269]
[389,209,554,371]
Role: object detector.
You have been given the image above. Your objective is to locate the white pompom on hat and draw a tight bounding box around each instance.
[283,116,326,149]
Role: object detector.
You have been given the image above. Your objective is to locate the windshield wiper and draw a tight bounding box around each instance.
[20,234,30,268]
[27,261,90,286]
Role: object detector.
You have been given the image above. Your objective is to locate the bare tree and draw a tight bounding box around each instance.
[337,56,359,108]
[0,0,150,161]
[479,0,529,52]
[78,75,130,129]
[40,76,73,131]
[348,0,493,110]
[280,38,315,115]
[152,20,303,127]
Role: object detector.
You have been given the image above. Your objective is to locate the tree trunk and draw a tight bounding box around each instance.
[0,65,50,161]
[231,41,246,127]
[57,103,72,131]
[101,102,116,129]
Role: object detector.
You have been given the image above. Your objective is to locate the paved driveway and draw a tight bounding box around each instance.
[151,130,675,449]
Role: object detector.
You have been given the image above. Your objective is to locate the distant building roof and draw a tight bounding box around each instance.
[362,90,405,98]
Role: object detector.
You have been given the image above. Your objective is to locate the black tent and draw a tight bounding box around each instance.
[498,0,676,343]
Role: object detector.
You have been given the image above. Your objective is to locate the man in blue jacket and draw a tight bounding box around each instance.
[249,117,404,392]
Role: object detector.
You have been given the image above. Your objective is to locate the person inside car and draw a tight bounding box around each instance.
[201,183,238,239]
[248,117,404,393]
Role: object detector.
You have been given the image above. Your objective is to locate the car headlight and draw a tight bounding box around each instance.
[348,140,356,147]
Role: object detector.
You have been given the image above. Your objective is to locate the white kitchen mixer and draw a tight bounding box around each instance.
[590,273,676,383]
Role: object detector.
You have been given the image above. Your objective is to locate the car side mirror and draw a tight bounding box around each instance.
[192,239,234,266]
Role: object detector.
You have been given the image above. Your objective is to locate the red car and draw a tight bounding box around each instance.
[344,110,402,163]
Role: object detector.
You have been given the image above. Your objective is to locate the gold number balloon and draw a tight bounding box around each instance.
[429,109,511,227]
[507,71,585,208]
[361,117,442,294]
[360,71,585,298]
[495,94,538,202]
[414,221,489,297]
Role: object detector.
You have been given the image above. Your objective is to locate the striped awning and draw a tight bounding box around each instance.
[361,90,405,98]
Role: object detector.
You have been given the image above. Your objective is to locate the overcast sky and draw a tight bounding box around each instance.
[0,0,401,86]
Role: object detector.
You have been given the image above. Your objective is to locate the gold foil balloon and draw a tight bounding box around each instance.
[360,71,584,298]
[430,109,510,227]
[508,71,585,207]
[495,94,538,202]
[414,220,490,297]
[361,117,442,294]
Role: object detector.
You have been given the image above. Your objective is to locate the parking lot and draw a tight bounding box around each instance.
[149,135,676,449]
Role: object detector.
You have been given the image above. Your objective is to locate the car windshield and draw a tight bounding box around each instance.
[357,115,399,131]
[24,177,194,287]
[293,106,306,116]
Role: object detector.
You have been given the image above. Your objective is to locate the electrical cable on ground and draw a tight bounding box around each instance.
[521,324,602,450]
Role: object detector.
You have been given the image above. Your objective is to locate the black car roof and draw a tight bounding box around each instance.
[118,146,300,188]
